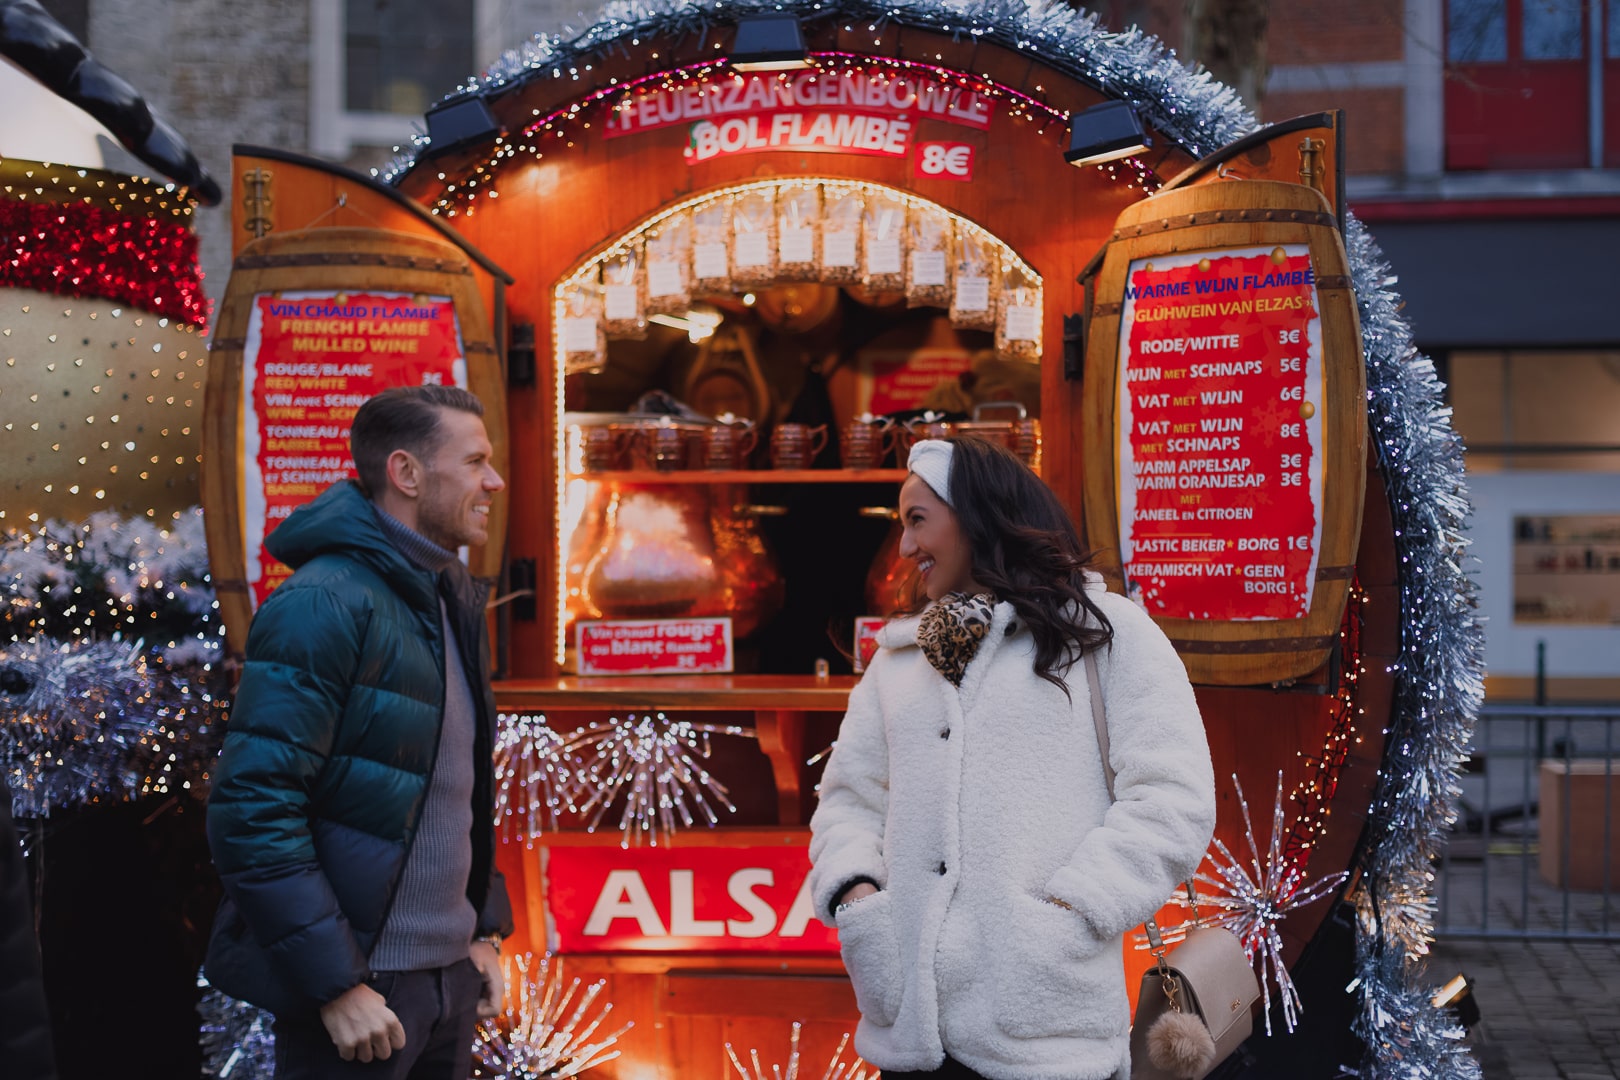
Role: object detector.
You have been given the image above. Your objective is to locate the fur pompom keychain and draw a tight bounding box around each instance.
[1146,1008,1218,1079]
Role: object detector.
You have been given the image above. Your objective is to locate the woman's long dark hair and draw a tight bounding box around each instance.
[924,435,1114,694]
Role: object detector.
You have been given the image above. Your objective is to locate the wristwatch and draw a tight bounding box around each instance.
[475,932,503,953]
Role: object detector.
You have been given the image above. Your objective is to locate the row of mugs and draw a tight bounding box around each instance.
[580,416,1041,472]
[583,421,841,471]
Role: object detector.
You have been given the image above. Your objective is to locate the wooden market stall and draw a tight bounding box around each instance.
[203,11,1396,1077]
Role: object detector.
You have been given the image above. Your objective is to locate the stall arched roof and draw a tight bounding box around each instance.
[382,0,1255,187]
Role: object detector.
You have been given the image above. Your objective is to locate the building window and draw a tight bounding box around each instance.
[345,0,475,116]
[1450,350,1620,472]
[1443,0,1598,169]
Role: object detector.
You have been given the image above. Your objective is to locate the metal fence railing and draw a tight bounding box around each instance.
[1435,705,1620,940]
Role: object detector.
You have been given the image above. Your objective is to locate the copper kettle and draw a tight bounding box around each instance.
[699,487,786,639]
[861,506,918,616]
[581,484,720,618]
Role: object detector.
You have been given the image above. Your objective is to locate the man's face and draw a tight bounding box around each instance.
[415,408,504,550]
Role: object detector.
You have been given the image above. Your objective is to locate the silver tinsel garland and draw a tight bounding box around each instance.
[2,507,225,820]
[381,0,1254,184]
[1342,217,1485,1079]
[198,972,277,1080]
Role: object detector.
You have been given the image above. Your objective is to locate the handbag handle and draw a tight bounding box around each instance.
[1082,651,1200,954]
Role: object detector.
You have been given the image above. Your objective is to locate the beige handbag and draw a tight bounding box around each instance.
[1081,652,1260,1080]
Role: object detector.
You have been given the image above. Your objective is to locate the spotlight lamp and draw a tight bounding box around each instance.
[423,95,503,156]
[1064,100,1151,167]
[729,14,812,72]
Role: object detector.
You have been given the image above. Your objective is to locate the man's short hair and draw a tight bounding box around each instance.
[350,385,485,498]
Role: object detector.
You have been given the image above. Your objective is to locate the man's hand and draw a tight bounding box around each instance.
[320,982,406,1062]
[470,939,504,1019]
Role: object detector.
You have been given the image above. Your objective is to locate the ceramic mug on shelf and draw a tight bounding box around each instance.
[648,424,692,472]
[703,422,759,471]
[769,423,830,469]
[841,419,897,470]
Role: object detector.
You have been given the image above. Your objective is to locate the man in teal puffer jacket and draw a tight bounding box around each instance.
[206,385,513,1078]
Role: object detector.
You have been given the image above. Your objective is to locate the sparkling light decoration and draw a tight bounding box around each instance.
[473,953,632,1080]
[0,195,209,327]
[725,1022,876,1080]
[197,972,276,1080]
[557,712,753,845]
[0,636,164,817]
[495,712,569,845]
[1,506,224,818]
[1146,773,1350,1037]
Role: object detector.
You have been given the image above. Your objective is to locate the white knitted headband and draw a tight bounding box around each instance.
[906,439,954,506]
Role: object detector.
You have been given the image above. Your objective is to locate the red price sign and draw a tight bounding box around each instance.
[576,618,734,675]
[1115,246,1324,620]
[243,292,466,607]
[852,616,886,673]
[912,141,975,181]
[541,843,840,955]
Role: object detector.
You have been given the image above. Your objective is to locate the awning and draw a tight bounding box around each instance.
[1360,217,1615,349]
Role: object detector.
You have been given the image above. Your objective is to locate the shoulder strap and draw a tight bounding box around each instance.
[1083,649,1114,801]
[1082,648,1198,939]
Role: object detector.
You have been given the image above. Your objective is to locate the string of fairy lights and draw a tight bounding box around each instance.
[417,53,1163,220]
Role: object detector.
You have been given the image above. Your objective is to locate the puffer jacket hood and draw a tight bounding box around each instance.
[267,480,437,612]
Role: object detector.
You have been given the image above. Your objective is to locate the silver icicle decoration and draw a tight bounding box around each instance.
[494,712,569,845]
[725,1022,877,1080]
[473,953,632,1079]
[1146,772,1349,1036]
[559,712,754,845]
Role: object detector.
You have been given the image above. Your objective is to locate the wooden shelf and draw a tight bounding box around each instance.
[572,468,905,485]
[493,674,859,711]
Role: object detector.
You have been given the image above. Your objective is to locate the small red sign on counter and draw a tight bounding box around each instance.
[542,842,840,954]
[852,616,886,673]
[576,618,734,675]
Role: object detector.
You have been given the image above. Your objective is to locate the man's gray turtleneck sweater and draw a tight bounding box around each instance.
[367,505,479,972]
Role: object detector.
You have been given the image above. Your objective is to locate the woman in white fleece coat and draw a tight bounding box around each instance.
[809,436,1215,1080]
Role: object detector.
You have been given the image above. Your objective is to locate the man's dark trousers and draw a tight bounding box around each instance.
[271,959,483,1079]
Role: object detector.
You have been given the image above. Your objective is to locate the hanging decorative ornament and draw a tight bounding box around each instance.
[197,972,276,1080]
[472,953,632,1080]
[558,712,753,845]
[724,1022,876,1080]
[1144,772,1349,1036]
[494,713,570,846]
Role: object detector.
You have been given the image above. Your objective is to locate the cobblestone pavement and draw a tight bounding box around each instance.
[1427,937,1620,1079]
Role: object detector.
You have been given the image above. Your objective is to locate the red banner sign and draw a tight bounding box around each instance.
[686,112,912,163]
[541,843,840,954]
[576,618,735,675]
[862,348,972,415]
[243,292,466,607]
[912,141,976,182]
[605,69,993,140]
[1116,246,1325,620]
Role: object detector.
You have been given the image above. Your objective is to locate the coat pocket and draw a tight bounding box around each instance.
[993,894,1127,1040]
[835,890,904,1028]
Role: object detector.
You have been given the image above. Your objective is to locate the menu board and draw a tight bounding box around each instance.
[1116,245,1325,620]
[242,291,467,606]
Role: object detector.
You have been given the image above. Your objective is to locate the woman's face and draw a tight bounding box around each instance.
[899,473,982,601]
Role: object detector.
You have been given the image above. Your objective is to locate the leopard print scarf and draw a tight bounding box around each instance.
[917,591,996,687]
